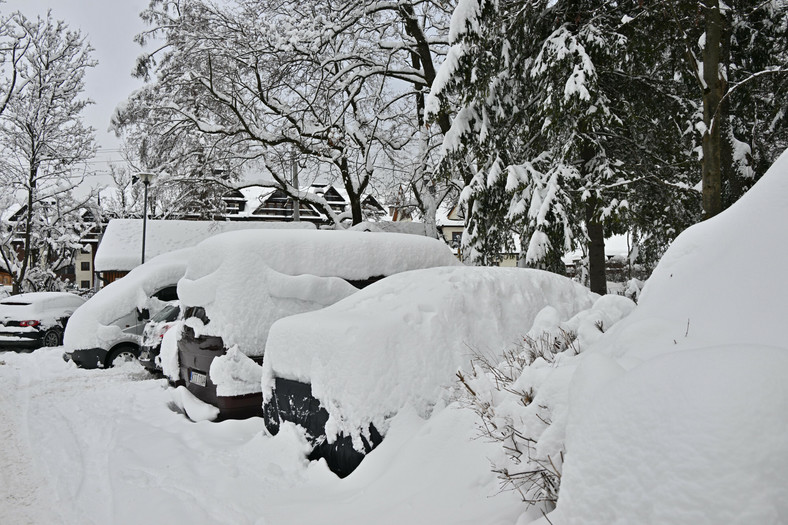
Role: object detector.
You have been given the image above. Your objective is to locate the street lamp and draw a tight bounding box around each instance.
[135,172,156,264]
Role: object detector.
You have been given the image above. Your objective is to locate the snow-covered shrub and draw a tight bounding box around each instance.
[454,295,635,515]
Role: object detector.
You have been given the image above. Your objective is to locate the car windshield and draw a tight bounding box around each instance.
[151,304,179,323]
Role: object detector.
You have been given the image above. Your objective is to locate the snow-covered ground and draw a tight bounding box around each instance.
[2,151,787,524]
[0,348,523,525]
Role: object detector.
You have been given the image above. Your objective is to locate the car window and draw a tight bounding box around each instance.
[151,304,179,323]
[153,286,178,302]
[0,301,31,306]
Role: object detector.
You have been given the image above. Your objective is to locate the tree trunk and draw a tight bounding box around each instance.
[701,0,727,220]
[340,157,364,225]
[15,163,38,294]
[398,3,451,135]
[585,197,607,295]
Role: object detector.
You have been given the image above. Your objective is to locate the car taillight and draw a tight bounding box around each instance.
[159,324,173,339]
[19,320,40,327]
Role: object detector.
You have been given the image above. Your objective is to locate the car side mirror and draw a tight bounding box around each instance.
[137,308,150,321]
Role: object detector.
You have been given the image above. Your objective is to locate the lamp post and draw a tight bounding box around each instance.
[136,172,156,264]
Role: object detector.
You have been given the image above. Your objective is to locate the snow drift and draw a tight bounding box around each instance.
[544,149,788,524]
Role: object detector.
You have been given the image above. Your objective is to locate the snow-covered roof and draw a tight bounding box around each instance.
[94,219,314,272]
[261,266,597,440]
[177,229,462,358]
[562,234,631,264]
[223,184,389,222]
[435,201,464,227]
[1,202,23,222]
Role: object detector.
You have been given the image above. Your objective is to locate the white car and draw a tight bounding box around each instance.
[0,292,86,350]
[63,248,188,369]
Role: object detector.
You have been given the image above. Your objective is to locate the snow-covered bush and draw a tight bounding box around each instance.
[453,295,635,516]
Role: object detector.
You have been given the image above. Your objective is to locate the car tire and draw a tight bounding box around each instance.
[42,329,62,347]
[106,344,140,367]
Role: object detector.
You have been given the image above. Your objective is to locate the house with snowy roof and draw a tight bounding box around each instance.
[435,202,520,267]
[93,219,314,286]
[219,184,387,224]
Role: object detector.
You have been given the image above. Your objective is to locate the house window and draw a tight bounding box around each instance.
[451,232,462,249]
[80,261,90,271]
[80,280,91,289]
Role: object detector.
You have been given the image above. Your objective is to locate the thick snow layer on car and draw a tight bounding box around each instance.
[94,219,314,272]
[64,249,191,351]
[177,229,461,357]
[262,266,597,442]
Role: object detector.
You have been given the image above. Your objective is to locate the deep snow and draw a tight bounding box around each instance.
[0,348,524,525]
[2,149,787,524]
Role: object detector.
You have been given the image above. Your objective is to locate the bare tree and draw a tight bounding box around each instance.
[115,0,453,228]
[0,12,97,293]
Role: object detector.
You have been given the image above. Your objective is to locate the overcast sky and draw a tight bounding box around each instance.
[4,0,152,184]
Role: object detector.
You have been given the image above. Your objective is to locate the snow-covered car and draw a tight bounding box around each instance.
[0,292,86,350]
[260,266,604,477]
[171,229,462,421]
[138,302,181,374]
[63,249,188,369]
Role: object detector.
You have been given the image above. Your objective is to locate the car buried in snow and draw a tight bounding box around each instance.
[0,292,86,350]
[170,229,462,421]
[62,249,188,369]
[261,266,603,477]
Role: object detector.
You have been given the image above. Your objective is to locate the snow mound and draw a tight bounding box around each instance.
[177,229,461,356]
[169,385,220,422]
[209,346,263,396]
[555,346,788,525]
[262,266,597,440]
[64,249,190,351]
[599,148,788,361]
[544,149,788,524]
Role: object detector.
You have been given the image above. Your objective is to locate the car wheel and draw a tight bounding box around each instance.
[42,329,61,347]
[106,345,140,367]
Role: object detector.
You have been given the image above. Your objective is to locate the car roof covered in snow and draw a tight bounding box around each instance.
[0,292,85,306]
[176,229,462,356]
[179,229,461,284]
[94,219,315,272]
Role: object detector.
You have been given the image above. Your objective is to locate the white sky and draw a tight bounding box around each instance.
[3,0,151,188]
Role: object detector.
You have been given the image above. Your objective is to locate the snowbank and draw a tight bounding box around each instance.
[596,149,788,361]
[64,249,190,351]
[94,219,313,272]
[553,346,788,525]
[541,149,788,524]
[177,229,461,357]
[262,266,597,441]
